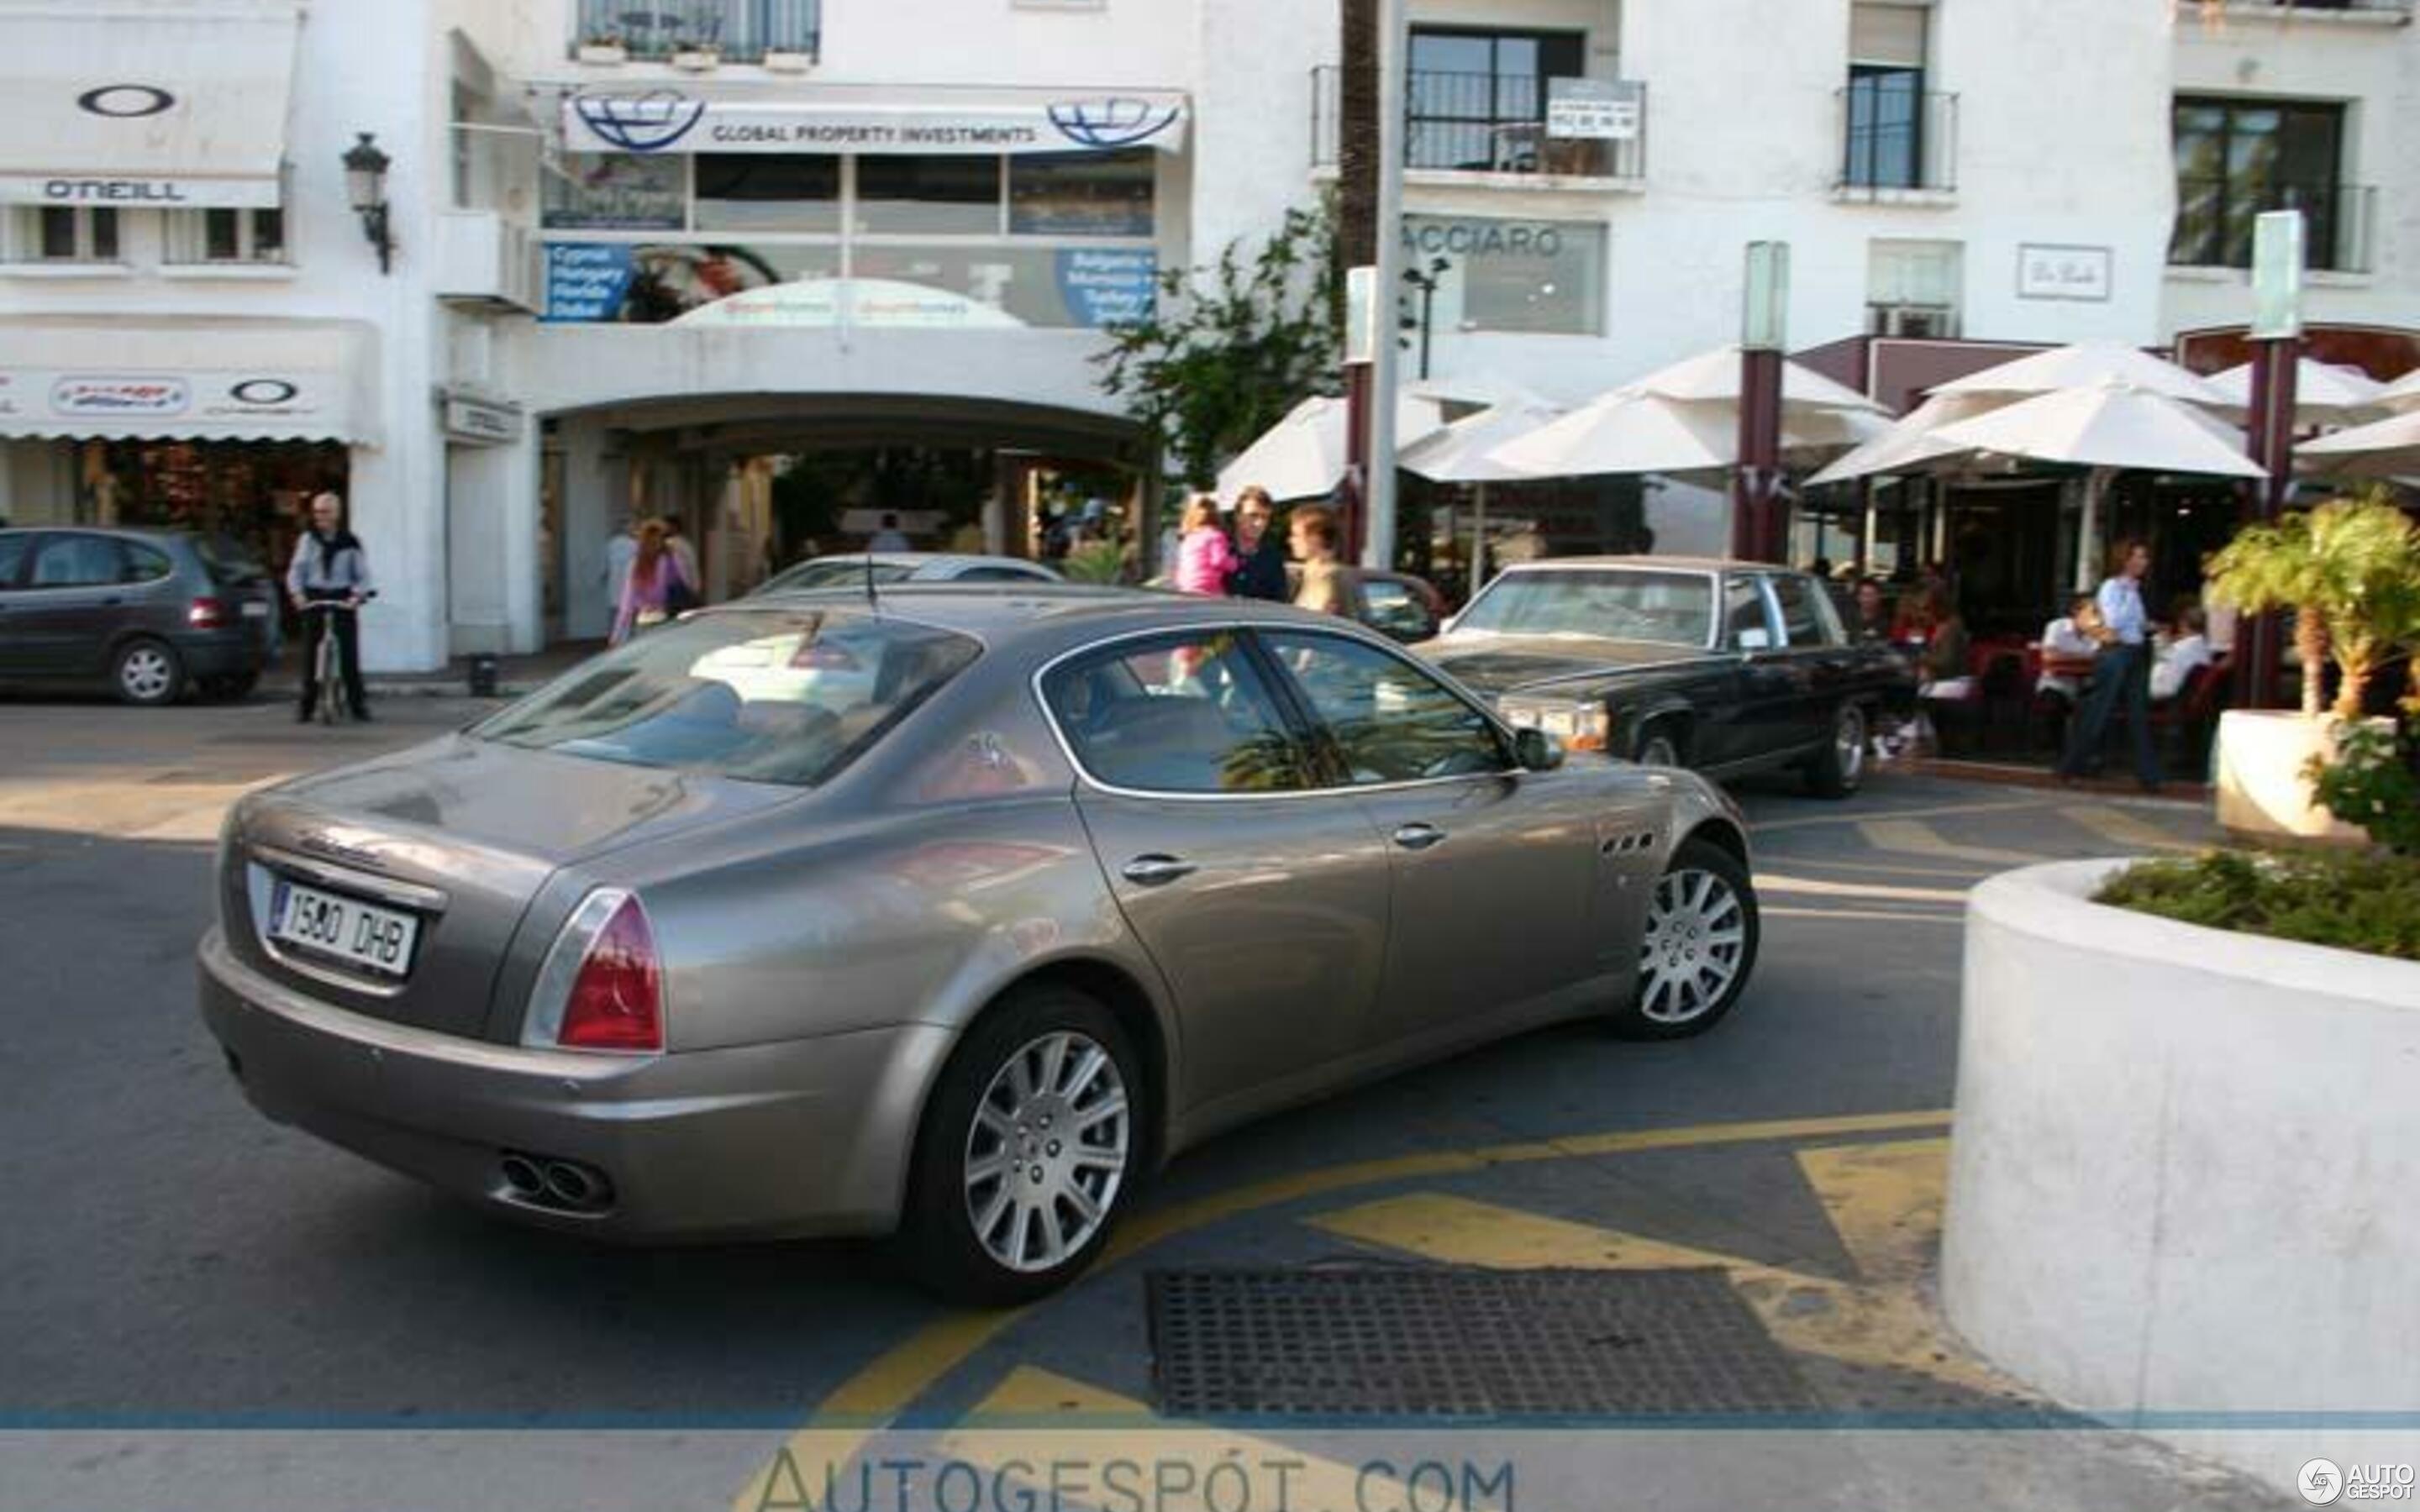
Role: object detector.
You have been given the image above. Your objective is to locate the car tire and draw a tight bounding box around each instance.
[1612,837,1760,1041]
[1634,725,1683,769]
[1802,701,1868,799]
[112,638,185,707]
[901,984,1144,1306]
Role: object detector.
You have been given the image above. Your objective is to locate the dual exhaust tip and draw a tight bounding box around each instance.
[498,1152,614,1213]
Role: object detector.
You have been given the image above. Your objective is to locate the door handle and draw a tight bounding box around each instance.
[1391,822,1447,851]
[1120,854,1197,886]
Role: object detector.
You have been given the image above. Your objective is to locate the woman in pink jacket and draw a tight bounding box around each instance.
[611,519,692,645]
[1171,493,1236,596]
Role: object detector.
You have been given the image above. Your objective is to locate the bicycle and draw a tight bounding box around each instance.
[298,592,374,727]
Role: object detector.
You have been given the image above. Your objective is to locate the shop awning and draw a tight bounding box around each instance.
[561,84,1190,156]
[0,317,379,445]
[0,1,302,208]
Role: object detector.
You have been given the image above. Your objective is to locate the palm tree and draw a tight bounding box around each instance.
[2207,491,2420,722]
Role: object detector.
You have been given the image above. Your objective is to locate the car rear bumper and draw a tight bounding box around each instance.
[197,926,952,1242]
[174,627,271,677]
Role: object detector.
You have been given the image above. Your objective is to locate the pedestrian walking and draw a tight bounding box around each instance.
[286,491,372,722]
[2058,538,2161,791]
[613,519,692,645]
[1171,493,1236,596]
[660,516,702,610]
[603,516,639,613]
[1289,504,1366,620]
[1227,486,1288,601]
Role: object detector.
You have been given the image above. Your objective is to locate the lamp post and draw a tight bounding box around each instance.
[1401,256,1449,381]
[342,132,394,275]
[2241,208,2303,712]
[1733,241,1791,563]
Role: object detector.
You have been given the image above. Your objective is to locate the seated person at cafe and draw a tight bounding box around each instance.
[1897,586,1973,701]
[2038,593,2102,704]
[1849,576,1891,643]
[2151,605,2214,702]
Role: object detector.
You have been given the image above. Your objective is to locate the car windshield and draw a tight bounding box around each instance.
[1454,568,1715,648]
[768,559,917,592]
[471,610,980,787]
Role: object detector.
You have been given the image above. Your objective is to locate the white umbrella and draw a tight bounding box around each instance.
[1803,391,2013,486]
[1487,390,1753,478]
[1930,340,2231,408]
[2204,359,2387,421]
[2376,368,2420,414]
[1627,344,1887,414]
[1402,396,1567,594]
[1930,380,2265,591]
[2299,408,2420,476]
[1214,392,1448,504]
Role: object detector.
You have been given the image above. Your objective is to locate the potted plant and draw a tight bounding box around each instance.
[762,45,815,72]
[671,38,722,70]
[2204,489,2420,843]
[576,32,627,64]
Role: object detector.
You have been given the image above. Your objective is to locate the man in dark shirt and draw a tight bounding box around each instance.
[1226,486,1288,601]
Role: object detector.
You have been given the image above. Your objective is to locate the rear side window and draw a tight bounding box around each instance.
[1043,632,1309,795]
[197,534,266,582]
[121,543,172,583]
[0,535,27,586]
[29,534,123,588]
[1769,575,1832,647]
[1723,577,1772,648]
[471,610,981,787]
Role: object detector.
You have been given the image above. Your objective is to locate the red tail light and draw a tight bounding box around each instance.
[188,596,228,629]
[557,895,663,1053]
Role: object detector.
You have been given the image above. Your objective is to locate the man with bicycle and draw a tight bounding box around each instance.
[286,491,373,722]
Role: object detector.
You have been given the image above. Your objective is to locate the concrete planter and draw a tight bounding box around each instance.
[575,43,627,64]
[762,50,815,71]
[1944,858,2420,1493]
[2213,708,2388,844]
[671,48,721,71]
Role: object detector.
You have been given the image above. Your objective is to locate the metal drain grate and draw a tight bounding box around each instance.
[1148,1267,1820,1419]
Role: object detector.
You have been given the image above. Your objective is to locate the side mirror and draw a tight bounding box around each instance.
[1735,627,1773,652]
[1514,727,1566,771]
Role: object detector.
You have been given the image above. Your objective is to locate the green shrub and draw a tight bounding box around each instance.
[2304,722,2420,855]
[2094,850,2420,963]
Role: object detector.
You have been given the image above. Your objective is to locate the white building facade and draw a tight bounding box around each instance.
[0,0,2411,669]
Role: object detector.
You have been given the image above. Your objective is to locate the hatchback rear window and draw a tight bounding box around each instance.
[197,534,266,581]
[471,610,981,786]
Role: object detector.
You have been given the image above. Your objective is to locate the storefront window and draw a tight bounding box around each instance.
[855,155,1002,234]
[1009,150,1155,236]
[544,152,690,231]
[1400,215,1604,335]
[693,153,838,233]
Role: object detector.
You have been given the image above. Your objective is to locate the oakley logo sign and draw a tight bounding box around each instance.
[230,379,298,406]
[77,84,176,118]
[1047,97,1180,150]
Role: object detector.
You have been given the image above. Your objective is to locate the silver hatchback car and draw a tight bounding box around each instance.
[198,587,1759,1303]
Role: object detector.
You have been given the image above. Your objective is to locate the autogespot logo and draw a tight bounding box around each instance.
[571,90,704,152]
[2308,1462,2349,1506]
[1046,97,1180,149]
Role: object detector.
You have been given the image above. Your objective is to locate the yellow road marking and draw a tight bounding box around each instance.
[1761,906,1963,925]
[1794,1137,1951,1287]
[1756,797,2050,833]
[1857,818,2049,867]
[729,1108,1954,1509]
[935,1368,1493,1512]
[1755,872,1971,904]
[2057,804,2203,854]
[1309,1189,2006,1394]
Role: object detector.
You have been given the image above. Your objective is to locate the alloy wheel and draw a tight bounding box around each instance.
[963,1030,1130,1273]
[1639,733,1680,768]
[1637,868,1749,1024]
[119,647,173,703]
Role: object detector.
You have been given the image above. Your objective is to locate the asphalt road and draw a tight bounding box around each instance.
[0,691,2287,1512]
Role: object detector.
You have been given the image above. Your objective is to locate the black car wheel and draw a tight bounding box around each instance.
[902,984,1143,1306]
[1802,701,1868,799]
[112,638,185,706]
[1612,837,1759,1040]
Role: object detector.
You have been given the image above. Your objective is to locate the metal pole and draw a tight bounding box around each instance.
[1363,0,1407,572]
[1470,480,1487,598]
[1733,347,1784,562]
[2240,210,2305,714]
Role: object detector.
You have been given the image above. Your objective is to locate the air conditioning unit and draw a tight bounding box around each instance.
[1869,303,1959,339]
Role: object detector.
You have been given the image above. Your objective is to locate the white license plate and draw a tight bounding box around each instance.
[270,879,419,978]
[241,600,270,618]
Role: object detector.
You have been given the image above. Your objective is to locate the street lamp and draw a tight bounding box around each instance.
[343,131,394,275]
[1400,256,1450,381]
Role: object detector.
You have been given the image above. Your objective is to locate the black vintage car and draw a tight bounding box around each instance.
[1418,556,1917,798]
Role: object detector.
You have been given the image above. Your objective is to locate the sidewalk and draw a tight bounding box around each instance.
[261,642,602,701]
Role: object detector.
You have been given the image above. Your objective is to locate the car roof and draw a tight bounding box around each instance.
[1497,554,1769,574]
[730,581,1370,645]
[786,552,1052,574]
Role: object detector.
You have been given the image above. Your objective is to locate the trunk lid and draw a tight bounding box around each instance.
[222,734,795,1039]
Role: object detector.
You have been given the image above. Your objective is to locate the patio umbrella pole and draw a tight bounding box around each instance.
[1470,481,1487,596]
[2074,465,2113,595]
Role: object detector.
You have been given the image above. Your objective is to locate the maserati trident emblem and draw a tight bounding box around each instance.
[298,834,384,871]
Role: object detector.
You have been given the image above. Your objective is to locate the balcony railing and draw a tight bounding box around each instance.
[574,0,820,62]
[1311,66,1649,183]
[2170,179,2377,273]
[1833,86,1958,197]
